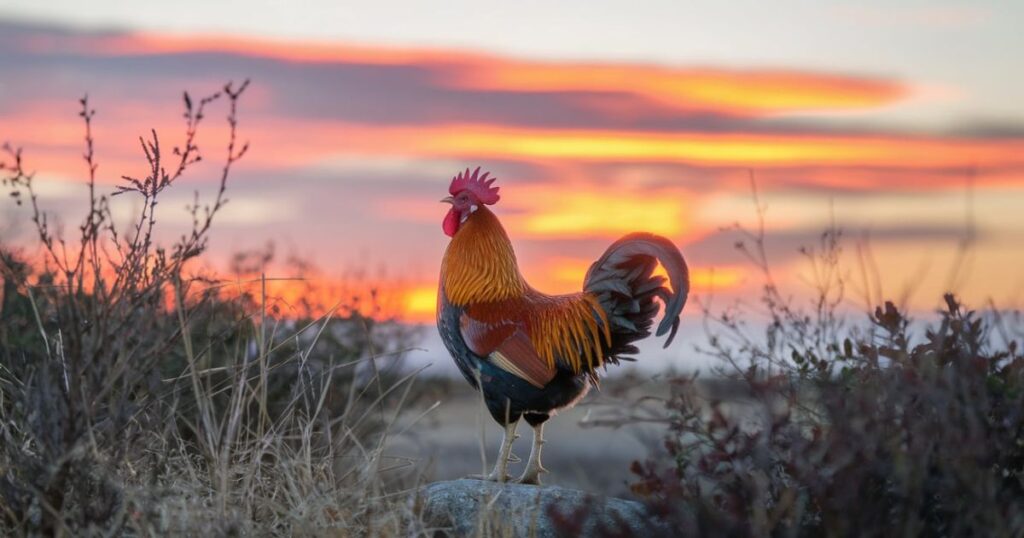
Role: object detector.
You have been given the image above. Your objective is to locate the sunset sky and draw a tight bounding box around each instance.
[1,1,1022,352]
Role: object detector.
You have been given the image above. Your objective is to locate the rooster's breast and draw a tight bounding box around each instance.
[436,285,481,389]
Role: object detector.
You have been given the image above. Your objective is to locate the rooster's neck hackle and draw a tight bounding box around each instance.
[441,207,526,306]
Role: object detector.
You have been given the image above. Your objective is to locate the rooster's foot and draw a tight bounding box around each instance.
[514,464,548,485]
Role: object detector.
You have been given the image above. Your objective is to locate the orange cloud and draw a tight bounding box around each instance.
[408,125,1024,170]
[507,189,690,239]
[25,26,913,125]
[92,32,451,66]
[452,63,905,116]
[77,30,905,118]
[190,118,1023,181]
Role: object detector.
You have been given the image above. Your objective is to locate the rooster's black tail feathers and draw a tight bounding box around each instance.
[584,233,689,362]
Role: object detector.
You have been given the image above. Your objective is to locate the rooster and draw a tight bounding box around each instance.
[437,167,689,484]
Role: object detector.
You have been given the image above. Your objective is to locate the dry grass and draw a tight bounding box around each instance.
[0,84,434,536]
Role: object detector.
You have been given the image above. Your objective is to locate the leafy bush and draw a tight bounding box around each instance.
[628,295,1023,536]
[620,194,1024,536]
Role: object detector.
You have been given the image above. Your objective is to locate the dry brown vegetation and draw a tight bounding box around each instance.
[0,85,434,536]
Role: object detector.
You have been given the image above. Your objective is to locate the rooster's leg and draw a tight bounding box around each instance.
[472,420,519,482]
[515,422,548,485]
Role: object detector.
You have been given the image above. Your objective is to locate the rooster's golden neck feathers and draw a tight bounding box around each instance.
[439,204,613,374]
[441,206,526,306]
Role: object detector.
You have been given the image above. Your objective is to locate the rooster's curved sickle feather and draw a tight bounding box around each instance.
[585,232,690,352]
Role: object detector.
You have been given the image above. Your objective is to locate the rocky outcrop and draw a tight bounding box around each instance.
[417,479,665,537]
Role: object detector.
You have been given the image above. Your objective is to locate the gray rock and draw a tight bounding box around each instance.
[416,479,666,537]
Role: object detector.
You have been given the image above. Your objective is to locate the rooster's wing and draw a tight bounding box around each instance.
[459,304,556,388]
[459,291,611,385]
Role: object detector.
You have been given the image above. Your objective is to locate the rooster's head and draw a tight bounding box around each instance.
[440,167,500,237]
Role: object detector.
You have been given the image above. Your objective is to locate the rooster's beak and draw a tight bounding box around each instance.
[440,196,454,204]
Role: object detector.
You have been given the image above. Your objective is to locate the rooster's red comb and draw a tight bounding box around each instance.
[449,167,500,205]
